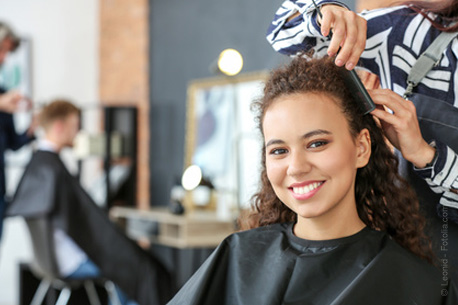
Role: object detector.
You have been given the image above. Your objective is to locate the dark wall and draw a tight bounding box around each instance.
[148,0,288,205]
[148,0,356,206]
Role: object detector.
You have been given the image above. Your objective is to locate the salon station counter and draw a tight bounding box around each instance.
[110,206,236,249]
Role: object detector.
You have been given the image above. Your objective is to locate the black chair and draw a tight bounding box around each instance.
[25,217,122,305]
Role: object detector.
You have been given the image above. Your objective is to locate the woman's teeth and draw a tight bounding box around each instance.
[292,182,323,195]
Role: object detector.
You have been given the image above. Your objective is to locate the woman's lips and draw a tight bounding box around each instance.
[289,181,325,200]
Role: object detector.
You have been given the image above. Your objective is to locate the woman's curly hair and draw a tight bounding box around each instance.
[239,55,434,263]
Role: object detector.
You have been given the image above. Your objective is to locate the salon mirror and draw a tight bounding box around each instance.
[184,71,268,212]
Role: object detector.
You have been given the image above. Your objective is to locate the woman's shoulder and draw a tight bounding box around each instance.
[381,234,443,279]
[370,235,458,303]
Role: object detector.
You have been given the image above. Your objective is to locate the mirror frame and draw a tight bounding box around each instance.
[184,71,268,209]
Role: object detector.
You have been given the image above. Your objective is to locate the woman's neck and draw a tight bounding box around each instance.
[293,203,366,241]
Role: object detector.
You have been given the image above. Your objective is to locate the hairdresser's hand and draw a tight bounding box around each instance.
[369,89,436,168]
[26,112,39,138]
[0,91,22,113]
[358,70,380,90]
[320,4,367,70]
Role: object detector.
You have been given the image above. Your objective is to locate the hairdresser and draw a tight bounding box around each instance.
[267,0,458,281]
[0,21,36,245]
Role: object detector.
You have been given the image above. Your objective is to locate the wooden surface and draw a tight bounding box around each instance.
[110,207,236,248]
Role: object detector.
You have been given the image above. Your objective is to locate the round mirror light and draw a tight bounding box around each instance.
[217,48,243,76]
[181,165,203,191]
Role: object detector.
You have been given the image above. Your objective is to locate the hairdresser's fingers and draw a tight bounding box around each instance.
[22,97,33,110]
[349,16,367,69]
[369,90,430,164]
[369,89,413,114]
[369,108,403,157]
[335,13,367,70]
[369,89,418,136]
[320,5,349,57]
[370,107,423,153]
[372,103,434,167]
[0,91,22,113]
[369,108,399,128]
[320,5,344,36]
[358,71,380,90]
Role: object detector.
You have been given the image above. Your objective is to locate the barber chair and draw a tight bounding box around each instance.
[25,217,122,305]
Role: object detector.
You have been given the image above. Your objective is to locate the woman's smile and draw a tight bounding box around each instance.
[289,181,325,200]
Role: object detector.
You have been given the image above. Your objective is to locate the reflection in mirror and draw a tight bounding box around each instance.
[185,71,268,216]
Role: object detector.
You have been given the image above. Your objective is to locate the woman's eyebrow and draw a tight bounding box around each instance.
[265,139,285,148]
[302,129,331,139]
[265,129,331,148]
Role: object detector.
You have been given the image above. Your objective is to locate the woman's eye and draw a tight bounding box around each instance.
[309,140,328,149]
[269,148,288,155]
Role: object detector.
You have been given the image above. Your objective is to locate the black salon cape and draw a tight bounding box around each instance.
[6,150,172,305]
[168,223,458,305]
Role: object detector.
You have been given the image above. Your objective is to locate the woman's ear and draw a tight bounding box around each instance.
[356,128,371,168]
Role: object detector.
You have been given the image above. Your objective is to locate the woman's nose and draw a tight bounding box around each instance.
[286,151,312,177]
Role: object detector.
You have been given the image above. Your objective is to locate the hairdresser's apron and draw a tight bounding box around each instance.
[393,28,458,281]
[400,93,458,214]
[398,30,458,281]
[398,92,458,281]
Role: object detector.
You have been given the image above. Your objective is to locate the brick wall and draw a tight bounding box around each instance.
[99,0,150,209]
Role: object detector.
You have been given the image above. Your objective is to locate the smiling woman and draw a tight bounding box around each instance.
[262,92,370,241]
[243,55,430,258]
[167,56,458,305]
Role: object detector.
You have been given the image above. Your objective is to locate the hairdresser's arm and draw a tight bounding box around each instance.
[267,0,367,68]
[415,142,458,207]
[266,1,351,56]
[0,111,35,151]
[370,89,458,208]
[267,0,411,74]
[267,0,367,69]
[0,91,21,113]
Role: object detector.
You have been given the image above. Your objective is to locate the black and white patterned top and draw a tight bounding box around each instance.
[267,0,458,209]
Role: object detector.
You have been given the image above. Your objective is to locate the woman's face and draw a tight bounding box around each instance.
[263,92,370,224]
